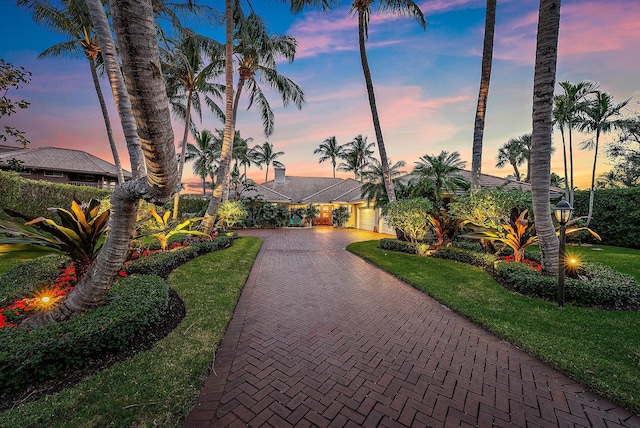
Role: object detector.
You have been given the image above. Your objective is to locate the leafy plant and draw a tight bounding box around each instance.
[428,209,463,248]
[303,204,320,226]
[217,201,247,231]
[140,207,210,251]
[382,198,433,244]
[0,199,109,277]
[331,206,350,228]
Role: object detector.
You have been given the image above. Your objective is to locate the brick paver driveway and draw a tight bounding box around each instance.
[184,228,639,427]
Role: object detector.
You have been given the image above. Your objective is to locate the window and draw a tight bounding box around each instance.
[44,170,64,177]
[71,174,95,182]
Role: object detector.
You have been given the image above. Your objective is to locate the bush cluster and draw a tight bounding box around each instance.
[125,235,233,278]
[0,255,69,304]
[432,246,499,268]
[379,238,418,254]
[0,171,110,220]
[0,275,169,391]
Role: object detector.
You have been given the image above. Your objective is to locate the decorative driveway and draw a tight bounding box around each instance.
[184,228,639,427]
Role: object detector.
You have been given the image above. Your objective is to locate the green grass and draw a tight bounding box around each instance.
[0,236,262,428]
[348,240,640,415]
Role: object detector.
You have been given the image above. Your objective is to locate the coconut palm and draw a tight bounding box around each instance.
[349,0,425,203]
[413,151,469,204]
[25,0,180,324]
[185,129,217,195]
[579,91,630,224]
[19,0,126,183]
[252,141,285,183]
[338,135,375,181]
[360,158,406,206]
[162,30,224,218]
[529,0,561,274]
[471,0,497,189]
[553,80,599,204]
[495,134,529,182]
[314,136,345,178]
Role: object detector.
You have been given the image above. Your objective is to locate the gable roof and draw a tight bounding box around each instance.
[0,146,132,179]
[260,176,363,204]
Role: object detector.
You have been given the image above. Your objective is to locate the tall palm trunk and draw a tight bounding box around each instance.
[587,128,601,224]
[568,128,575,205]
[357,8,396,203]
[530,0,561,274]
[87,56,124,184]
[559,126,569,198]
[172,91,193,219]
[201,0,234,234]
[471,0,496,190]
[24,0,178,325]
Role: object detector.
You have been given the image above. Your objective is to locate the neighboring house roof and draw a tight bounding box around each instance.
[0,146,132,179]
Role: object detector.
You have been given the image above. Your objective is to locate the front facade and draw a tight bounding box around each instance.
[0,145,131,190]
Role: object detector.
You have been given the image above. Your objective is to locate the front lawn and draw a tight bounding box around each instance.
[0,236,262,427]
[348,240,640,415]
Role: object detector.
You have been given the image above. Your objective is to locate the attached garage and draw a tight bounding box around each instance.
[358,207,376,231]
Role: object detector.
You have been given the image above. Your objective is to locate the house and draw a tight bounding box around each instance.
[0,145,131,190]
[243,167,563,234]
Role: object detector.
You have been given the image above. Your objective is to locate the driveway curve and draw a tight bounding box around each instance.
[184,228,639,427]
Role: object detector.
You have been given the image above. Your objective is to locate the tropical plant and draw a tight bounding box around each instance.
[471,0,496,189]
[184,129,218,195]
[382,198,433,245]
[216,201,247,231]
[338,135,375,181]
[360,158,406,207]
[495,134,530,182]
[251,141,285,182]
[303,204,320,227]
[529,0,561,274]
[349,0,425,203]
[0,199,108,278]
[140,207,209,251]
[427,209,463,248]
[553,81,599,203]
[162,29,224,217]
[331,206,350,228]
[579,91,630,224]
[0,59,31,148]
[413,151,469,205]
[314,136,345,178]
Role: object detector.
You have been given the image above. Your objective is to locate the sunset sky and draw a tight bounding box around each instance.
[1,0,639,193]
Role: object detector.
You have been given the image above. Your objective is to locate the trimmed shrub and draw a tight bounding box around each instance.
[0,171,110,220]
[380,238,417,254]
[0,275,169,391]
[432,246,499,268]
[0,255,69,305]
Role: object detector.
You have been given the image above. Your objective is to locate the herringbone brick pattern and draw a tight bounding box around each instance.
[184,228,640,427]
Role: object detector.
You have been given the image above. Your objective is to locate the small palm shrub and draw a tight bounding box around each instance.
[331,206,350,227]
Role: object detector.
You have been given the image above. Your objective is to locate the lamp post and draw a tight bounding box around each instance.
[554,198,573,307]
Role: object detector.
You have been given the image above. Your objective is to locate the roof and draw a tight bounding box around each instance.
[0,146,132,179]
[260,176,363,204]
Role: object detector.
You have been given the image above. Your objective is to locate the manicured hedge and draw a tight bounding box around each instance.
[432,246,499,268]
[0,275,169,391]
[0,171,110,220]
[572,188,640,248]
[0,255,69,305]
[379,238,417,254]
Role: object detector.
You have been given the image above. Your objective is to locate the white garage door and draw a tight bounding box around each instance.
[358,207,376,231]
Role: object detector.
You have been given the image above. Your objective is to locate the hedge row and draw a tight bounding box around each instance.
[379,238,417,254]
[0,255,70,305]
[572,188,640,248]
[431,245,639,309]
[0,171,111,220]
[0,275,169,391]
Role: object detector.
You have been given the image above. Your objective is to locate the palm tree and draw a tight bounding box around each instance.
[495,134,529,182]
[413,151,468,205]
[314,136,345,177]
[20,0,126,184]
[530,0,561,274]
[553,80,599,204]
[162,30,224,218]
[471,0,497,189]
[338,135,375,181]
[185,129,217,195]
[252,141,285,182]
[579,91,630,224]
[28,0,180,324]
[349,0,425,203]
[360,158,406,206]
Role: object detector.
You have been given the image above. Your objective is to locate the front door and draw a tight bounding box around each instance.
[316,205,333,225]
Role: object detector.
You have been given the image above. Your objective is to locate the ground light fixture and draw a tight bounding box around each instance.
[554,198,573,306]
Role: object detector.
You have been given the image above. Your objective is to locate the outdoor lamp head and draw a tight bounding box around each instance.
[554,199,573,224]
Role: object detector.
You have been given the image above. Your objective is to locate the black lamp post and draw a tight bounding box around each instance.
[554,198,573,306]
